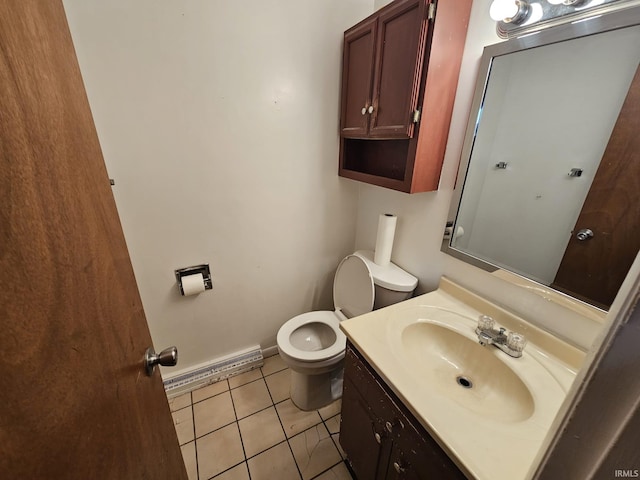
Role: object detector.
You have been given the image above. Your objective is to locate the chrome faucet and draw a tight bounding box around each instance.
[475,315,526,358]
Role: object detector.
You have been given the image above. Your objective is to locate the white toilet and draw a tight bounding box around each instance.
[277,250,417,410]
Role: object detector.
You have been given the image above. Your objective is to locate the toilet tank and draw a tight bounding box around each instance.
[353,251,418,310]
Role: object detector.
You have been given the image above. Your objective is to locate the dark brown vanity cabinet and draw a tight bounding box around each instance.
[340,343,466,480]
[339,0,471,193]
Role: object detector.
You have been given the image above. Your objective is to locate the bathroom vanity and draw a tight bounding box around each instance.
[339,278,583,480]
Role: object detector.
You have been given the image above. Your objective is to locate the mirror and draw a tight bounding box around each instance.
[444,11,640,310]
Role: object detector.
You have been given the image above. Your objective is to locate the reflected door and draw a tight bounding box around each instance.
[553,66,640,308]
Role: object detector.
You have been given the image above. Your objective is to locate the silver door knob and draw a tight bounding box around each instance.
[576,229,594,241]
[368,105,374,114]
[361,106,367,115]
[144,346,178,376]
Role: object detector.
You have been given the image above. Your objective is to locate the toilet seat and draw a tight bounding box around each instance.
[276,311,346,363]
[277,254,374,364]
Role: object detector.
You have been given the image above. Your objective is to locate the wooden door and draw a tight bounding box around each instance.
[340,17,377,138]
[553,66,640,309]
[369,0,430,139]
[0,2,187,478]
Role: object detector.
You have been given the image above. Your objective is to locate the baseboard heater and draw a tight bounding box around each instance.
[163,345,263,397]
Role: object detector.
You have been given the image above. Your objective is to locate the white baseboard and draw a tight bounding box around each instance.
[163,345,263,398]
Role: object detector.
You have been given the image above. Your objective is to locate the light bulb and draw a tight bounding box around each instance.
[490,0,520,21]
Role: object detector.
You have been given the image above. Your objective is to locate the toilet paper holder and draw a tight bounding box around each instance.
[175,264,213,295]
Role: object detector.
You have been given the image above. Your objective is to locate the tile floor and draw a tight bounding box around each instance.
[169,354,354,480]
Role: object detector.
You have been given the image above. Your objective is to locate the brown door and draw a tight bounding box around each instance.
[553,65,640,309]
[340,17,377,138]
[369,0,430,139]
[0,2,187,478]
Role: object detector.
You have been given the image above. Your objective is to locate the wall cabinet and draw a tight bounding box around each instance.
[339,0,471,193]
[340,342,466,480]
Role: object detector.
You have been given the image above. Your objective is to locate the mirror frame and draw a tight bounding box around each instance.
[443,6,640,308]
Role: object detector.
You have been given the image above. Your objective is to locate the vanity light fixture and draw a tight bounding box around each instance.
[490,0,532,24]
[491,0,634,38]
[546,0,588,5]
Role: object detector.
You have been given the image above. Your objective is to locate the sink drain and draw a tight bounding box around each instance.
[456,375,473,389]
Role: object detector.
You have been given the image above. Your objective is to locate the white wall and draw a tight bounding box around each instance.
[63,0,374,373]
[355,0,606,349]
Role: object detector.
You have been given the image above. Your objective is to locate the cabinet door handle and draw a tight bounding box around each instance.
[368,105,374,114]
[361,106,367,115]
[374,432,382,444]
[393,462,406,474]
[385,421,393,433]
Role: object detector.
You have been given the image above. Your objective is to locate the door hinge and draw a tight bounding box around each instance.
[412,109,421,123]
[428,3,436,20]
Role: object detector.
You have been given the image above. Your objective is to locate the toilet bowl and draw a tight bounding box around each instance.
[277,250,417,410]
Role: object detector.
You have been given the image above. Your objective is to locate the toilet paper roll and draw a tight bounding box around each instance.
[374,213,397,267]
[181,273,206,296]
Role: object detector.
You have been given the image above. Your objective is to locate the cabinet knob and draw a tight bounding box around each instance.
[368,105,374,114]
[393,462,406,474]
[374,432,382,444]
[361,106,367,115]
[385,421,393,433]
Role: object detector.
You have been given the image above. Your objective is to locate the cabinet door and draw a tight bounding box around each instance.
[385,416,467,480]
[369,0,430,139]
[340,17,377,138]
[340,378,388,479]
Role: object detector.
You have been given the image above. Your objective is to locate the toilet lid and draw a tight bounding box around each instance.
[333,254,374,318]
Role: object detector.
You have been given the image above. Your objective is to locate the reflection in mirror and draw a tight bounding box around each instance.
[445,16,640,311]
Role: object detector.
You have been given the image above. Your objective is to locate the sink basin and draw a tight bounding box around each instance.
[401,321,534,422]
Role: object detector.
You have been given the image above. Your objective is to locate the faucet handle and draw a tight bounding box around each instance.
[507,331,527,353]
[478,315,495,330]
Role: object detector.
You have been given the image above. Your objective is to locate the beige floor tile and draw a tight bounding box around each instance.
[172,406,194,445]
[313,461,353,480]
[238,406,286,458]
[180,441,197,480]
[192,379,229,403]
[265,368,290,403]
[231,379,272,419]
[318,399,341,421]
[261,354,287,376]
[168,392,192,412]
[194,391,236,438]
[324,414,340,435]
[247,441,300,480]
[197,423,245,479]
[276,399,322,438]
[228,368,262,388]
[213,462,250,480]
[289,423,341,480]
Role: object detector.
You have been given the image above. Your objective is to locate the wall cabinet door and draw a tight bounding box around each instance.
[341,17,377,138]
[369,0,429,139]
[340,0,429,140]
